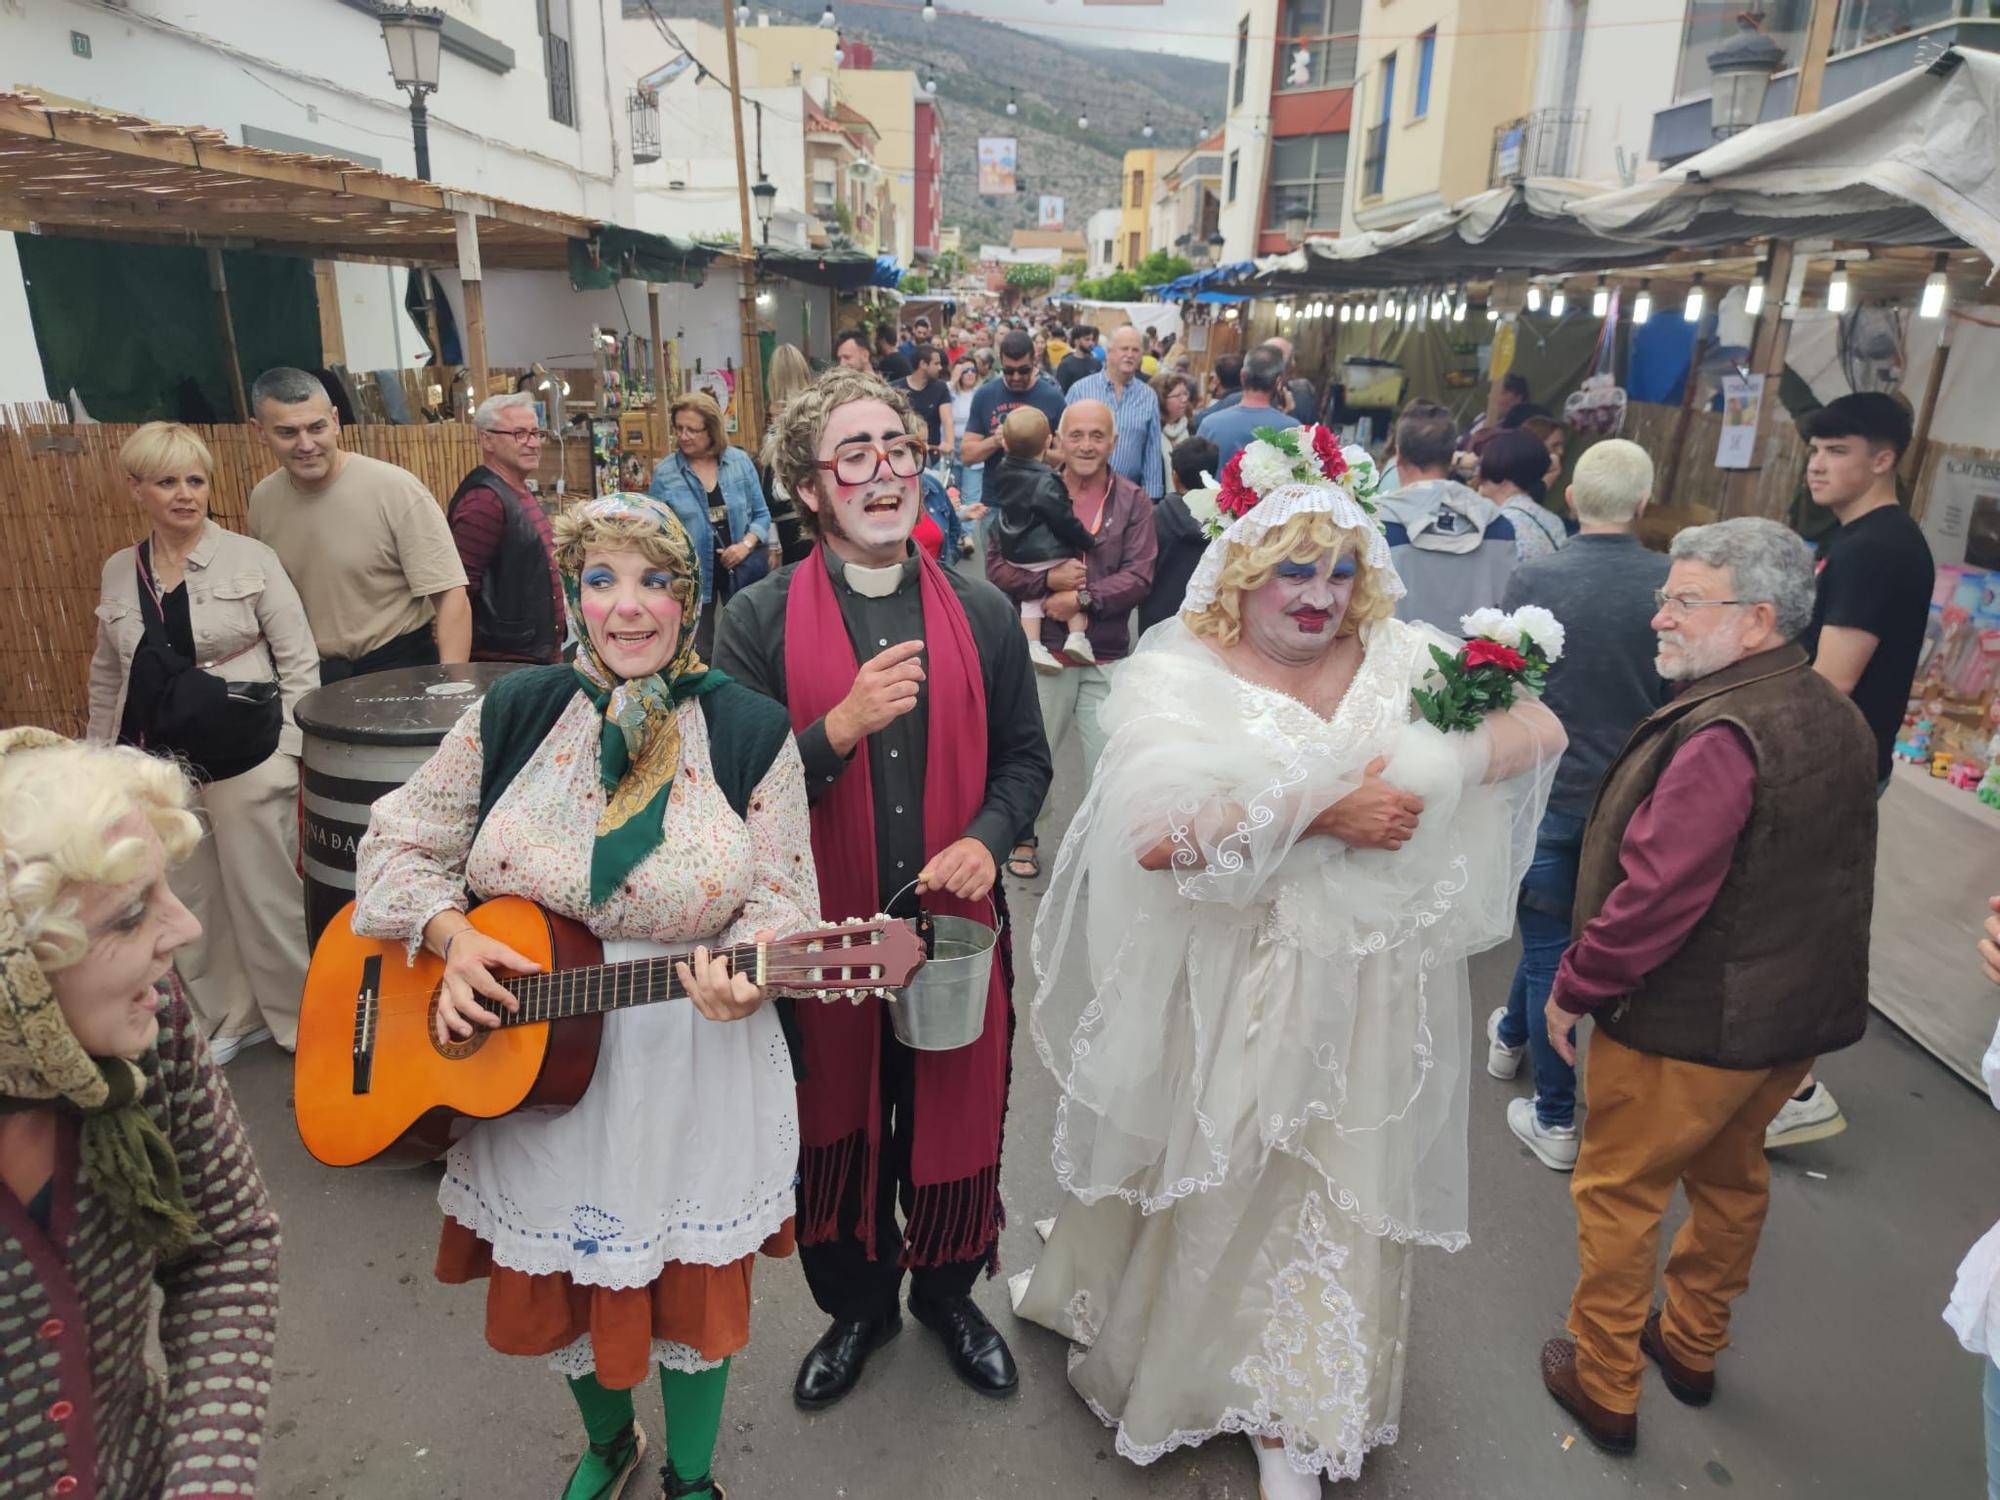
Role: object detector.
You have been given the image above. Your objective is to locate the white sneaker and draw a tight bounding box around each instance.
[1028,640,1064,676]
[1507,1096,1579,1171]
[1765,1082,1846,1149]
[1486,1006,1524,1081]
[1250,1435,1320,1500]
[208,1026,273,1066]
[1062,631,1098,666]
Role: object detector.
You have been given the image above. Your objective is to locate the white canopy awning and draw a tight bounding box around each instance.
[1575,47,2000,265]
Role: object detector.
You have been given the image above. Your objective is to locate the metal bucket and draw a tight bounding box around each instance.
[887,893,998,1053]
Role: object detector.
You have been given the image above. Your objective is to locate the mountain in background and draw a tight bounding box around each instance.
[725,0,1226,251]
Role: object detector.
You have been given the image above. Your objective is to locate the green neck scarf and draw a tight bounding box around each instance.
[563,495,732,906]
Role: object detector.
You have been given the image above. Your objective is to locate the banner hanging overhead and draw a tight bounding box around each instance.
[1039,194,1065,229]
[977,137,1017,196]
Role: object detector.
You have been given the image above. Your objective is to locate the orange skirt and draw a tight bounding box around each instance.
[436,1215,796,1391]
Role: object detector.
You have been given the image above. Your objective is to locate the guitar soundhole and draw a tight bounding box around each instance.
[428,997,492,1061]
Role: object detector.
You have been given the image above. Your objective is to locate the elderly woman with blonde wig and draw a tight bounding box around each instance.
[351,494,815,1500]
[86,421,318,1066]
[0,730,279,1499]
[1014,440,1565,1495]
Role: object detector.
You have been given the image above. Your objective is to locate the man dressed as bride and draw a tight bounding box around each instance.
[1014,428,1566,1494]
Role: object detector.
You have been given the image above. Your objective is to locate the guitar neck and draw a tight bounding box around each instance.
[494,942,763,1026]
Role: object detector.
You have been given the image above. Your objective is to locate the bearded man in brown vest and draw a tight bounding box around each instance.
[1537,517,1878,1454]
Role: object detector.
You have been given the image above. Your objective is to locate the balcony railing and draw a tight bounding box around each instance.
[628,91,661,165]
[1490,108,1587,185]
[1361,123,1387,199]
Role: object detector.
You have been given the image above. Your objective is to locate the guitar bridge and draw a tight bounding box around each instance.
[352,954,380,1096]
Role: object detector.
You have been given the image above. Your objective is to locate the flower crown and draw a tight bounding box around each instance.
[1186,425,1383,541]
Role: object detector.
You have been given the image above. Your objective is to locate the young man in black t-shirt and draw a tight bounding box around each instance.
[1767,390,1935,1151]
[893,343,953,459]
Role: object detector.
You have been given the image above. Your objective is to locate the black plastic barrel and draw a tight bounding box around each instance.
[295,663,527,948]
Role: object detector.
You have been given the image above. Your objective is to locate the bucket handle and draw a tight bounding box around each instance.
[883,877,1001,931]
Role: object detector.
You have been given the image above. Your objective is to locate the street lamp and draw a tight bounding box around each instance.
[1706,16,1786,140]
[1207,228,1226,265]
[751,176,778,245]
[1282,201,1309,244]
[377,5,445,179]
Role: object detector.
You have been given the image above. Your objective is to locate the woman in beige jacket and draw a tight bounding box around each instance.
[87,422,320,1063]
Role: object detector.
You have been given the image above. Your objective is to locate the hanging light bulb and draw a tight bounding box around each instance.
[1433,293,1448,319]
[1826,258,1849,314]
[1368,301,1379,323]
[736,2,750,23]
[1336,302,1349,323]
[1684,272,1705,324]
[1384,295,1399,319]
[1921,252,1948,318]
[922,0,937,20]
[1591,275,1609,318]
[819,2,835,26]
[1078,109,1090,129]
[1453,288,1467,322]
[1005,92,1018,117]
[1526,283,1543,313]
[1632,279,1653,324]
[1486,307,1499,322]
[1550,286,1567,317]
[1142,116,1155,139]
[832,36,845,65]
[924,72,938,95]
[1744,251,1769,317]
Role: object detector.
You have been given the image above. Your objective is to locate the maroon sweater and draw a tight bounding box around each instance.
[984,468,1158,661]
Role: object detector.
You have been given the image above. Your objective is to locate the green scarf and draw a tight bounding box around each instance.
[563,495,732,906]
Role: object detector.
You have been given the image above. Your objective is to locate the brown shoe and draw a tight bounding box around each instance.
[1641,1308,1715,1406]
[1540,1338,1637,1454]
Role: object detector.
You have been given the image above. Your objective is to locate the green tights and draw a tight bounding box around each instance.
[562,1359,730,1500]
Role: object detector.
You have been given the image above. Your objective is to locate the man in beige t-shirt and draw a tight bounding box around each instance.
[248,368,471,682]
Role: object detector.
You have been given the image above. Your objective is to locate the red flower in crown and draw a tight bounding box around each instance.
[1462,638,1528,672]
[1215,450,1258,519]
[1309,424,1348,481]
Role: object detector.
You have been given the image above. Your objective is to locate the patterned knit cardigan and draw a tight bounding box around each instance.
[0,979,280,1499]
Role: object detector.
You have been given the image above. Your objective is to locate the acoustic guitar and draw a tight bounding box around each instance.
[295,895,925,1168]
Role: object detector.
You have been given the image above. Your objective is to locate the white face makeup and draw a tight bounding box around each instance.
[46,815,201,1061]
[806,398,922,567]
[1241,549,1358,666]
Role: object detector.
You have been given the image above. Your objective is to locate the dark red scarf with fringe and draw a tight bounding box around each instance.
[783,546,1009,1267]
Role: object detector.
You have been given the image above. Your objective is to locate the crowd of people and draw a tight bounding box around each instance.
[7,302,1996,1500]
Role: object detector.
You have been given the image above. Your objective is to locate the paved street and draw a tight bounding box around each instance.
[234,731,2000,1499]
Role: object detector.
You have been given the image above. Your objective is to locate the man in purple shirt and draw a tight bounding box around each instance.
[986,397,1157,879]
[1537,518,1878,1456]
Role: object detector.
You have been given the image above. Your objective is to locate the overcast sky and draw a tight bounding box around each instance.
[939,0,1234,62]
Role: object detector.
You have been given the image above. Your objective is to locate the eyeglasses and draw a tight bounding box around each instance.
[814,436,928,486]
[1653,590,1748,614]
[1000,363,1036,380]
[491,427,550,443]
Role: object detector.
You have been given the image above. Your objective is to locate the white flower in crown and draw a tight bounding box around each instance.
[1340,445,1381,505]
[1184,481,1226,541]
[1237,439,1299,497]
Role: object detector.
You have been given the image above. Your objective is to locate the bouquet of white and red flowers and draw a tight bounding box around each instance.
[1413,607,1566,733]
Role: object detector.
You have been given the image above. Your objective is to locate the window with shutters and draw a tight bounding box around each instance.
[1232,16,1250,107]
[1265,131,1347,232]
[538,0,575,128]
[1277,0,1362,93]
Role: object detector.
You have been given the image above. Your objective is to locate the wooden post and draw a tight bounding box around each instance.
[313,261,347,367]
[454,211,490,413]
[648,284,670,454]
[205,249,250,421]
[722,2,766,449]
[1904,311,1954,506]
[1718,0,1838,517]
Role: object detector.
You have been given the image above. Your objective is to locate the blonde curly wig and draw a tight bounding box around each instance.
[1183,510,1398,649]
[550,501,696,580]
[0,741,201,973]
[761,367,916,540]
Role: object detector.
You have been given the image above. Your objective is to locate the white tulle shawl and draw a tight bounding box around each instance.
[1028,615,1559,1249]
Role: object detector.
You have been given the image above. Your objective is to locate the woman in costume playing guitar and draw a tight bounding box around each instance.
[351,495,817,1500]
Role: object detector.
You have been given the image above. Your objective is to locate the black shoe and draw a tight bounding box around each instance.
[792,1310,903,1410]
[910,1294,1019,1398]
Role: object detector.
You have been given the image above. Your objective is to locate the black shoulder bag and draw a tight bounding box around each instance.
[120,543,282,783]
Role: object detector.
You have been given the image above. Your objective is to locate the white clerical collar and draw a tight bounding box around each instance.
[841,555,914,599]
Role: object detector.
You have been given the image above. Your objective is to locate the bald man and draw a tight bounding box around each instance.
[986,397,1158,880]
[1063,325,1165,499]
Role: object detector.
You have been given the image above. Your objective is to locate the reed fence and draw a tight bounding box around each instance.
[0,416,482,737]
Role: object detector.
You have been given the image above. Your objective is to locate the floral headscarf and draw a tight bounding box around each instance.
[562,494,729,905]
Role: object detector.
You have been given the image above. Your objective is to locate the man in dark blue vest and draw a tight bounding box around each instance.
[447,393,565,664]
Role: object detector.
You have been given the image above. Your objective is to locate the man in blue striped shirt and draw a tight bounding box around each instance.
[1063,325,1165,499]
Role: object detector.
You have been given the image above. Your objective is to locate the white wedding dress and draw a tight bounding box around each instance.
[1016,615,1560,1485]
